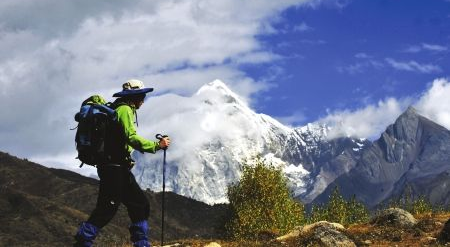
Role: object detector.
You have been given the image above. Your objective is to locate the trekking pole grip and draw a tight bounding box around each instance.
[155,134,168,140]
[156,134,169,150]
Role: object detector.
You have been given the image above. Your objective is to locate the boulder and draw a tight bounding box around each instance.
[278,221,355,247]
[371,208,417,228]
[302,221,345,232]
[438,218,450,243]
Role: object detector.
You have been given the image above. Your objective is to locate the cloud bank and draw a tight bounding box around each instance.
[1,0,448,179]
[415,78,450,128]
[321,78,450,140]
[0,0,314,175]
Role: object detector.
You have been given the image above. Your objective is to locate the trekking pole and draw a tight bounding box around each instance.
[156,134,168,246]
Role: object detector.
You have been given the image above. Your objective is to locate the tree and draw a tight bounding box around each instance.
[226,156,304,239]
[346,194,370,224]
[326,186,348,225]
[306,186,369,226]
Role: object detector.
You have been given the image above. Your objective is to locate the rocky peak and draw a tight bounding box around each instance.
[314,107,450,208]
[385,106,420,142]
[195,79,246,106]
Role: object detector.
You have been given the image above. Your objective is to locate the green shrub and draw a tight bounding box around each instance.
[346,194,370,224]
[226,156,304,239]
[386,187,438,215]
[307,186,369,226]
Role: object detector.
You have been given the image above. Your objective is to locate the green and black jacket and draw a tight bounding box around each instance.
[105,99,160,167]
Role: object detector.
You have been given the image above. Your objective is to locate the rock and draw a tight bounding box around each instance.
[203,242,221,247]
[276,222,345,242]
[363,240,372,245]
[296,221,356,247]
[302,221,345,232]
[276,226,302,241]
[438,219,450,243]
[370,208,417,228]
[160,244,181,247]
[425,236,437,243]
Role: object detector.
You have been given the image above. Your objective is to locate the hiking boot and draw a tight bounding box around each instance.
[129,220,150,247]
[73,221,99,247]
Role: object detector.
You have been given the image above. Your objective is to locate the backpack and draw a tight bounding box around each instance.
[74,95,117,167]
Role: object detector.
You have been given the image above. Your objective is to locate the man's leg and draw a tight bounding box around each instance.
[74,165,124,247]
[123,171,151,247]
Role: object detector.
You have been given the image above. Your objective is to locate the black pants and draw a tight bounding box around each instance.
[87,165,150,228]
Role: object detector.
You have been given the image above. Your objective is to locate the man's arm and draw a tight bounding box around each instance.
[116,105,160,153]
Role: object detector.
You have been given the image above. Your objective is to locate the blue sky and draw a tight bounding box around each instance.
[0,0,449,173]
[249,0,450,125]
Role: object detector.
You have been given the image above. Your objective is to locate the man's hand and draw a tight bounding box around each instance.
[159,136,171,149]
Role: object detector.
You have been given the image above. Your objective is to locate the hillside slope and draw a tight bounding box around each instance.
[0,151,228,246]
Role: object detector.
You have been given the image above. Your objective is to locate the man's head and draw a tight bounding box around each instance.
[113,79,153,109]
[123,93,146,109]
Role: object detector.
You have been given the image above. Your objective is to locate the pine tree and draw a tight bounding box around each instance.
[347,194,369,224]
[326,186,348,225]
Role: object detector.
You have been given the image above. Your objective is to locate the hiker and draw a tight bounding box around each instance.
[74,79,171,247]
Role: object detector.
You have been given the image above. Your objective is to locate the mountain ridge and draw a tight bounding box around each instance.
[0,151,228,246]
[130,81,450,209]
[133,80,369,204]
[313,106,450,208]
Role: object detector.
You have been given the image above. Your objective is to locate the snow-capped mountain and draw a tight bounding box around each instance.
[132,80,367,204]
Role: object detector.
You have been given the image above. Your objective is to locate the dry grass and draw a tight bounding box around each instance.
[113,213,450,247]
[347,212,450,247]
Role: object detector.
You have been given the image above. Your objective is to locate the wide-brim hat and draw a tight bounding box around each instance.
[113,79,154,97]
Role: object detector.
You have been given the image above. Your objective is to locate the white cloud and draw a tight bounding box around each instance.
[403,45,421,53]
[275,111,307,127]
[422,43,448,52]
[339,55,443,75]
[232,51,281,65]
[293,22,313,32]
[337,60,384,74]
[306,0,351,9]
[403,43,448,53]
[385,58,442,74]
[415,78,450,129]
[3,0,447,180]
[337,63,365,74]
[0,0,314,172]
[354,53,372,59]
[299,39,327,45]
[320,98,410,139]
[319,78,450,140]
